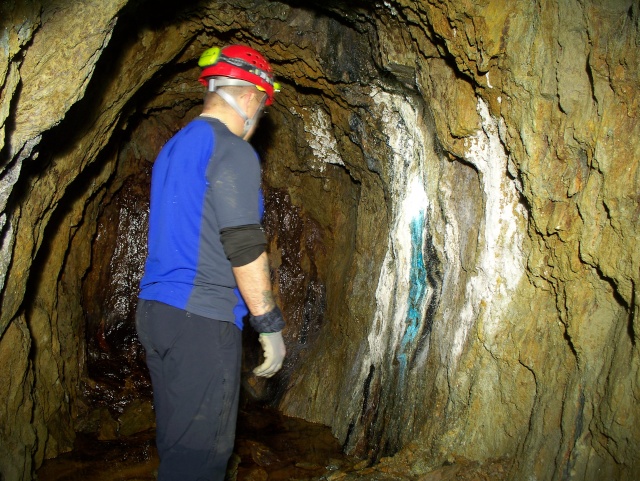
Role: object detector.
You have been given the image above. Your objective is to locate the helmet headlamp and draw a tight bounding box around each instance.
[198,45,279,105]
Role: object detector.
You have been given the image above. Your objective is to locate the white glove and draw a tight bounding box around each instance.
[253,331,286,378]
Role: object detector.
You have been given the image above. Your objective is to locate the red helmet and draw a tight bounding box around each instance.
[198,45,278,105]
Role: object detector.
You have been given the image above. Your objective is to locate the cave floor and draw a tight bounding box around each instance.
[36,403,509,481]
[36,402,360,481]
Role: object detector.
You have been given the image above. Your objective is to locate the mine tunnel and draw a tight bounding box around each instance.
[1,1,639,480]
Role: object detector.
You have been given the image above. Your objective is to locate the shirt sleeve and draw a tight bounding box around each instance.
[207,127,262,230]
[220,224,267,267]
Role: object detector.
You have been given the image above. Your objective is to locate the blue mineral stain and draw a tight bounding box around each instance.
[397,210,428,377]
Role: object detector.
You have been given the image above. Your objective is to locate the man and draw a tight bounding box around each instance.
[135,44,286,481]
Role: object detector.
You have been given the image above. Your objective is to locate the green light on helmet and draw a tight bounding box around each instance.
[256,81,281,95]
[198,47,221,68]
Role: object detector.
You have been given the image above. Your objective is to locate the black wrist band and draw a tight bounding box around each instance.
[249,306,285,333]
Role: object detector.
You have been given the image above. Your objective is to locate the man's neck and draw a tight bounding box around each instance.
[200,108,243,136]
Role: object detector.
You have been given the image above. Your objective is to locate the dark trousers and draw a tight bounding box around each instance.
[135,299,242,481]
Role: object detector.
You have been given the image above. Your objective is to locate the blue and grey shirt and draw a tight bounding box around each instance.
[139,117,262,329]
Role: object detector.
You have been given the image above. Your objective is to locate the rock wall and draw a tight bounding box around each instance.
[0,1,638,480]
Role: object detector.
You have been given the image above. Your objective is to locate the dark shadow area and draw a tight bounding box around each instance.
[37,400,356,481]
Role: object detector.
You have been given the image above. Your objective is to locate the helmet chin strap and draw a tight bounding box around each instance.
[245,95,267,137]
[210,79,266,137]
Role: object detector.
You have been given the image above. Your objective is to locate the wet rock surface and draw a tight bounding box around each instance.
[36,403,351,481]
[37,403,510,481]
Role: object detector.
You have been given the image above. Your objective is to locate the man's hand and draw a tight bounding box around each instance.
[233,252,286,377]
[253,331,286,378]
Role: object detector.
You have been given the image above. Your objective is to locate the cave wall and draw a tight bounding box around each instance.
[1,1,639,480]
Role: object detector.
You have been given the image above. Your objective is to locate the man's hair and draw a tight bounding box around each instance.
[204,85,256,110]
